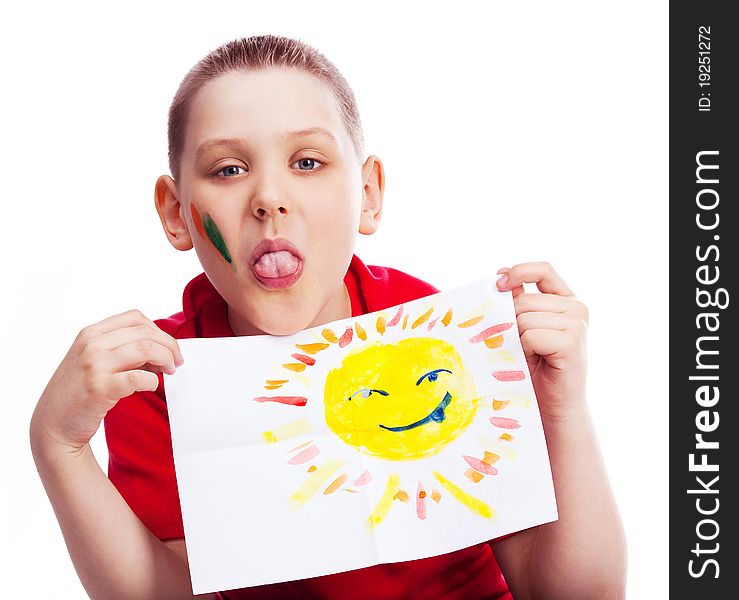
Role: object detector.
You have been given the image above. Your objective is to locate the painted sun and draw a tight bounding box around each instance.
[252,300,532,529]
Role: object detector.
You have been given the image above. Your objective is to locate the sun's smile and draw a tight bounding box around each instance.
[379,391,452,432]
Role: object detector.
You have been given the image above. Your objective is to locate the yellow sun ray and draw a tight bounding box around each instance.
[289,457,347,509]
[441,308,453,326]
[266,379,289,385]
[402,314,409,329]
[475,434,518,459]
[355,321,367,340]
[433,471,494,519]
[461,301,495,322]
[283,362,307,372]
[493,394,532,409]
[367,473,401,530]
[486,349,516,363]
[263,417,314,443]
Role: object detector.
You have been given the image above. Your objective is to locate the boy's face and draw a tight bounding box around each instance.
[157,69,383,335]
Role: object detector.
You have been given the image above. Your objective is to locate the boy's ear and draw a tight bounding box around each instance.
[155,175,193,251]
[358,155,384,235]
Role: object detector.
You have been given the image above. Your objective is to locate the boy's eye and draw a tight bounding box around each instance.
[216,165,246,177]
[292,158,323,171]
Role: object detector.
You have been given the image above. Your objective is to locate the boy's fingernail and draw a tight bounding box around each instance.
[496,267,509,275]
[496,274,508,288]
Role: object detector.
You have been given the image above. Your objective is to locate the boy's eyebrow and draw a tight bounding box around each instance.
[195,127,338,161]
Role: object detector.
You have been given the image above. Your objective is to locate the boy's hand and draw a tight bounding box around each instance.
[496,262,589,421]
[31,309,184,454]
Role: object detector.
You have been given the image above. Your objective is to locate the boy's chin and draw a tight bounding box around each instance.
[260,320,308,337]
[246,310,313,337]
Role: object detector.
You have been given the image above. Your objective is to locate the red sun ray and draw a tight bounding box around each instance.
[287,444,319,464]
[492,370,525,381]
[253,396,308,407]
[338,327,353,347]
[469,322,514,343]
[387,305,404,326]
[291,353,316,366]
[490,417,521,429]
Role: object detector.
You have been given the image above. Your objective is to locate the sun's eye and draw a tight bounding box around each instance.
[348,387,389,401]
[416,369,452,386]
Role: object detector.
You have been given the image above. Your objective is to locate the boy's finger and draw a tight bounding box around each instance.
[514,293,589,321]
[496,262,574,296]
[99,324,184,366]
[517,312,586,336]
[109,369,161,399]
[106,340,177,376]
[80,309,156,338]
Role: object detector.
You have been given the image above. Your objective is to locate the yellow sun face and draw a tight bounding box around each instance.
[323,338,479,460]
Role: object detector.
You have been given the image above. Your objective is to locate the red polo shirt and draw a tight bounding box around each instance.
[104,254,512,599]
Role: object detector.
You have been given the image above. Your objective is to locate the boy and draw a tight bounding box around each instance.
[30,35,626,599]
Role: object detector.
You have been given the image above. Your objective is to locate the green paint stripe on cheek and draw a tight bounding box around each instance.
[202,212,233,264]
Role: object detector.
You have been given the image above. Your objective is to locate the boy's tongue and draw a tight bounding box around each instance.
[253,250,300,278]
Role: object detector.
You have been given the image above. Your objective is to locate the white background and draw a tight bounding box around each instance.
[0,1,667,598]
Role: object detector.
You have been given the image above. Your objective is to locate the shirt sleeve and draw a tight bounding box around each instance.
[103,372,185,540]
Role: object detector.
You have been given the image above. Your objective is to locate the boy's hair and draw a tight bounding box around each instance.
[167,34,366,181]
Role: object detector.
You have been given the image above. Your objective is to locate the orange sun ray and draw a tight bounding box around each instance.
[411,306,434,329]
[457,315,484,328]
[322,328,339,343]
[376,315,386,335]
[295,342,330,354]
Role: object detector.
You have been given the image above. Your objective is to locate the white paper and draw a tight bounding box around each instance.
[165,276,558,593]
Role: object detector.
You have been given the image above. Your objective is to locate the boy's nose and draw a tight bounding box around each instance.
[253,202,288,218]
[250,174,290,219]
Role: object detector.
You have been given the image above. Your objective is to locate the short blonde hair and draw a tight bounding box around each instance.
[167,35,365,180]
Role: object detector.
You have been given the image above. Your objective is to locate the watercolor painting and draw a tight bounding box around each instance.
[254,302,531,527]
[165,277,558,593]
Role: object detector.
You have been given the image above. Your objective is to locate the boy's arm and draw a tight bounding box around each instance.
[30,309,214,600]
[31,435,215,600]
[491,407,626,599]
[489,263,627,600]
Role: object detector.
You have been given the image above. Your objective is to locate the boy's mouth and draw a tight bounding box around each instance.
[251,238,304,289]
